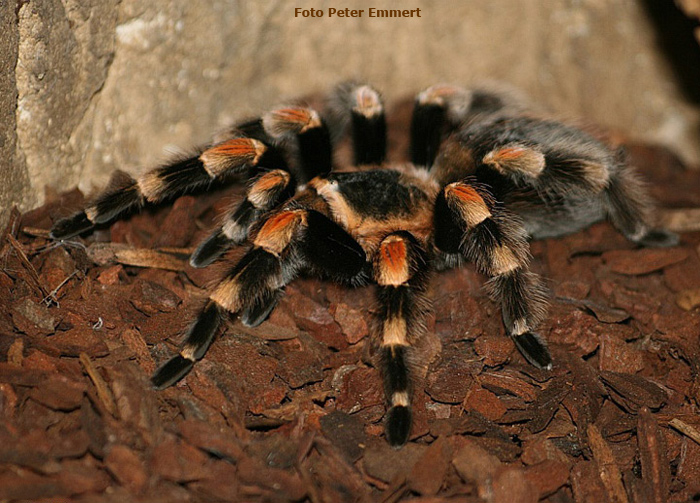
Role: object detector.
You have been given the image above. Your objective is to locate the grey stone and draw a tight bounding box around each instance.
[1,1,30,228]
[2,0,699,228]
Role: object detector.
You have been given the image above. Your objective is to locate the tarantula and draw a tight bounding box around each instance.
[50,82,678,447]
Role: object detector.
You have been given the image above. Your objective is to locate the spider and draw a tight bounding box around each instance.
[50,81,679,447]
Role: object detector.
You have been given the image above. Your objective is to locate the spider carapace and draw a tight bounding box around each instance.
[50,82,678,447]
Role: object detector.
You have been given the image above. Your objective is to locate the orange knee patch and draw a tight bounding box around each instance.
[248,170,291,208]
[200,138,266,177]
[253,210,305,255]
[252,170,290,192]
[491,146,527,160]
[447,183,483,203]
[377,235,410,286]
[263,107,322,137]
[483,145,545,177]
[444,183,492,228]
[137,171,165,202]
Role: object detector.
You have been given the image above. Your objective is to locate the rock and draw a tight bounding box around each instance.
[4,1,700,231]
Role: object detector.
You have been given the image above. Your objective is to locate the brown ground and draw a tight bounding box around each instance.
[1,138,700,502]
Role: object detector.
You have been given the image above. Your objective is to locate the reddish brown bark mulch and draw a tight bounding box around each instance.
[1,141,700,502]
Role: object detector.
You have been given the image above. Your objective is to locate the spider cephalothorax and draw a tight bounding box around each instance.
[50,82,678,447]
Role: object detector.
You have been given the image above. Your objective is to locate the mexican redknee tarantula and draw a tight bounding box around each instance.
[50,82,678,447]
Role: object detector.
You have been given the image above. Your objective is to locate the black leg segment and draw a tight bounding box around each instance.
[410,102,446,167]
[151,300,223,389]
[301,210,366,281]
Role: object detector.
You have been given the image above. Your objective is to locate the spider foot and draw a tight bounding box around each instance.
[240,289,281,327]
[50,211,93,240]
[151,355,194,390]
[633,228,680,248]
[512,331,552,370]
[385,405,412,448]
[50,171,143,239]
[151,300,222,389]
[190,230,234,268]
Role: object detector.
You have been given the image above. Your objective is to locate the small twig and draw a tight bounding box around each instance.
[21,226,51,238]
[85,243,190,271]
[587,424,629,503]
[7,233,50,298]
[41,269,79,307]
[0,207,21,263]
[638,407,670,503]
[79,352,117,417]
[669,418,700,446]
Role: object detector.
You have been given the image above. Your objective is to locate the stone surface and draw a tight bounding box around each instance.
[2,0,700,227]
[0,2,29,229]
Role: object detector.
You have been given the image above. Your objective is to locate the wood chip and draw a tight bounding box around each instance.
[587,424,629,503]
[86,242,189,271]
[637,407,671,503]
[79,352,117,416]
[104,445,148,494]
[600,371,667,413]
[7,338,24,366]
[527,376,571,433]
[669,418,700,446]
[452,440,501,500]
[604,248,688,276]
[408,437,452,496]
[319,410,366,463]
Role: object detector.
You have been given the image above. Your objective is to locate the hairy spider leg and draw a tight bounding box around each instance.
[325,81,387,166]
[603,158,680,248]
[410,88,450,168]
[151,207,366,389]
[262,106,332,182]
[469,118,613,195]
[192,87,388,269]
[190,169,296,268]
[466,119,679,247]
[50,136,287,240]
[411,83,533,173]
[409,84,479,168]
[373,232,430,447]
[348,85,387,165]
[152,210,306,389]
[193,91,389,268]
[50,104,334,241]
[435,179,552,369]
